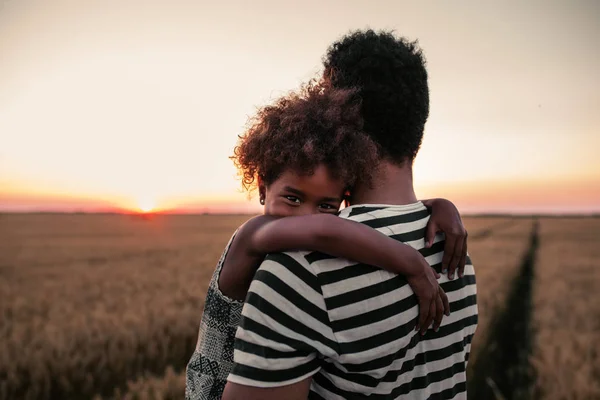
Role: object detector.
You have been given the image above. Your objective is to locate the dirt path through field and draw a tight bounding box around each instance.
[468,220,538,400]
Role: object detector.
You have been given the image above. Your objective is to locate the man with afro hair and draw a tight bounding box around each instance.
[224,30,477,400]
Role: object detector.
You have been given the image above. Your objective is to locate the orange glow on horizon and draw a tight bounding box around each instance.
[1,176,598,215]
[0,1,598,214]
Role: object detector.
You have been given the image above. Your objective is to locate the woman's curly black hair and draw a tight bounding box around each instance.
[231,81,380,194]
[323,29,430,163]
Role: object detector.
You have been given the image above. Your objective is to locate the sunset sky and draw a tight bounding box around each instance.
[1,0,598,214]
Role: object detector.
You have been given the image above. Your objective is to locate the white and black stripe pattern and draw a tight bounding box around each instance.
[227,203,478,399]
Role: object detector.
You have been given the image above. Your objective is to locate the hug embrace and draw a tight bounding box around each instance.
[186,29,478,400]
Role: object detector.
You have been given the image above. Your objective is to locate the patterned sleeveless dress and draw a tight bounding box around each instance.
[185,233,244,400]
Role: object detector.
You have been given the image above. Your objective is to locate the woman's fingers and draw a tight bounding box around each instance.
[448,236,464,280]
[441,287,450,316]
[425,221,438,248]
[433,295,445,332]
[458,236,468,278]
[416,299,428,332]
[421,299,436,336]
[441,234,456,274]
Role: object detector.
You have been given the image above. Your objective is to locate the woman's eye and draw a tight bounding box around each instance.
[284,196,301,203]
[320,203,337,210]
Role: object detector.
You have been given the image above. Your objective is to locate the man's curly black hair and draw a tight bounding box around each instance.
[323,29,429,164]
[231,81,379,194]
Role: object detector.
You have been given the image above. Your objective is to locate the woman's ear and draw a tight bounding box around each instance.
[343,189,351,208]
[257,176,266,204]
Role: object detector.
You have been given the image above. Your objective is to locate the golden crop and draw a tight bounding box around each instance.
[0,214,249,400]
[1,214,597,399]
[531,218,600,400]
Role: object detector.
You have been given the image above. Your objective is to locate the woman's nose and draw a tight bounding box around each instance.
[296,204,318,215]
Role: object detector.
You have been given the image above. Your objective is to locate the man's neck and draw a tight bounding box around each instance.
[351,160,418,206]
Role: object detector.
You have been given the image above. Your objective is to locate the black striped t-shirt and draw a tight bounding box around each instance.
[227,203,478,399]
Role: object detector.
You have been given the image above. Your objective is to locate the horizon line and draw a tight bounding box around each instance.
[1,210,599,218]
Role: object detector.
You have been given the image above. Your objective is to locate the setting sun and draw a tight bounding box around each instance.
[0,0,598,215]
[137,198,156,213]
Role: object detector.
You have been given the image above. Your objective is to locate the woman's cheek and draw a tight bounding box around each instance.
[268,202,295,218]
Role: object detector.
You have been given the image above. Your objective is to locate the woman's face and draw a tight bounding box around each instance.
[262,165,345,217]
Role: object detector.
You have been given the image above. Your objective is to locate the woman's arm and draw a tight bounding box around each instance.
[245,214,449,333]
[249,214,424,276]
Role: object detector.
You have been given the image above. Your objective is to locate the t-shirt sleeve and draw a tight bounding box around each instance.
[226,251,337,388]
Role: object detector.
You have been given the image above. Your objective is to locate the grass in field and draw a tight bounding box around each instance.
[1,214,597,399]
[94,367,185,400]
[0,214,251,400]
[531,218,600,400]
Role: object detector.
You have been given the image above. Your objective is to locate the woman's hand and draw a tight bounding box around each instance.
[405,253,450,335]
[422,198,468,280]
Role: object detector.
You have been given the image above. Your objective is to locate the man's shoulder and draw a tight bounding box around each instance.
[258,250,323,295]
[338,203,430,225]
[263,250,314,270]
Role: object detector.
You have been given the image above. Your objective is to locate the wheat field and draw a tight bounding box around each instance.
[0,214,247,400]
[530,219,600,400]
[1,213,598,399]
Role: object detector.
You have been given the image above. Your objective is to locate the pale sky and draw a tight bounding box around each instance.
[0,0,598,213]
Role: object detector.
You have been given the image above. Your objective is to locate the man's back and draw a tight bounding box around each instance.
[228,203,478,399]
